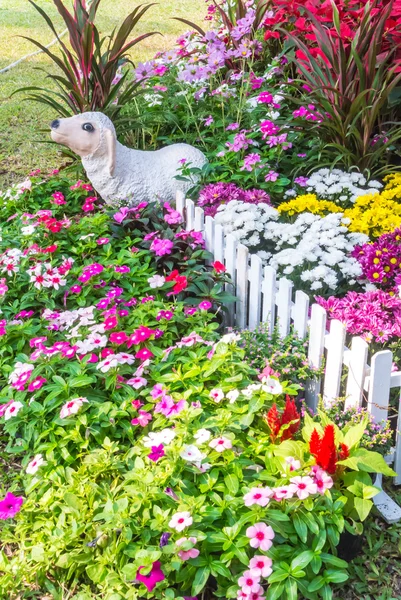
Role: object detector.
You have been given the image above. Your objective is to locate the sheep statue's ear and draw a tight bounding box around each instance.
[104,128,116,177]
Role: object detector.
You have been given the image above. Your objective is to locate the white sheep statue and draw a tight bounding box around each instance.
[50,111,207,205]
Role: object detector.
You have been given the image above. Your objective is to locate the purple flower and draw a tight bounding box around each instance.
[0,492,24,520]
[148,444,165,462]
[243,189,270,205]
[265,170,279,182]
[294,176,309,187]
[226,122,239,131]
[241,153,262,172]
[159,532,171,547]
[164,487,179,500]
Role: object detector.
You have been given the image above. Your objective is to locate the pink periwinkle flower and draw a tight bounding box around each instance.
[150,237,174,256]
[176,537,200,560]
[169,511,193,531]
[148,444,165,462]
[238,571,261,594]
[243,486,273,507]
[246,522,275,551]
[60,397,88,419]
[288,476,318,500]
[249,555,273,578]
[209,436,232,452]
[27,377,47,392]
[131,410,152,427]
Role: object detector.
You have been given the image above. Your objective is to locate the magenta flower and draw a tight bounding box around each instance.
[241,153,262,172]
[246,522,275,551]
[70,285,82,294]
[115,265,130,273]
[136,561,165,591]
[27,377,47,392]
[131,410,152,427]
[313,468,334,494]
[136,348,154,361]
[97,237,110,245]
[109,331,128,345]
[148,444,165,462]
[0,492,24,520]
[150,237,174,256]
[199,300,212,311]
[126,376,147,389]
[288,475,318,499]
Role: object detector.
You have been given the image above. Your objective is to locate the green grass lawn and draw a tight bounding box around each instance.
[0,0,204,188]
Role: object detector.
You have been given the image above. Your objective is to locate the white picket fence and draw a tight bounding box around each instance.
[176,192,401,522]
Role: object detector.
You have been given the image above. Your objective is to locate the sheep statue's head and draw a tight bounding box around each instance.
[50,112,116,176]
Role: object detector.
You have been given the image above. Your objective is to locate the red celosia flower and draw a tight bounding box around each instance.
[280,396,301,440]
[266,404,281,439]
[309,425,349,475]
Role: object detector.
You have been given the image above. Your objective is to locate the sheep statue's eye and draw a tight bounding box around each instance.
[82,123,95,132]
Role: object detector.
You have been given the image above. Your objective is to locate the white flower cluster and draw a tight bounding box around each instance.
[267,213,368,291]
[214,200,279,247]
[285,168,382,204]
[215,203,368,291]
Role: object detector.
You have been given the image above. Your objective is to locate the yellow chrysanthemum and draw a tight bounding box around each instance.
[278,194,340,217]
[344,176,401,237]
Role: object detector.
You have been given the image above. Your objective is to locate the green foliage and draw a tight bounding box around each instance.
[15,0,158,120]
[286,1,401,176]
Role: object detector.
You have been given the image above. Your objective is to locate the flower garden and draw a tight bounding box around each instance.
[2,0,401,598]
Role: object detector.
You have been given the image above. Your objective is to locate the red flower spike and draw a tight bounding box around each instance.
[339,443,350,461]
[309,428,321,457]
[318,424,337,474]
[280,397,301,440]
[266,404,281,440]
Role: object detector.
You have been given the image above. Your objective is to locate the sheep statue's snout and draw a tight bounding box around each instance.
[50,111,207,206]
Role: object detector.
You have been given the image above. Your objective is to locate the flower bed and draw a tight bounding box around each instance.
[0,173,396,600]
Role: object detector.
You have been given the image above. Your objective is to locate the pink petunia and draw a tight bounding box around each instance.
[246,522,275,551]
[0,492,24,520]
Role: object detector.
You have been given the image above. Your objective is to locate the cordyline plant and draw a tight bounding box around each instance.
[286,0,401,176]
[16,0,158,119]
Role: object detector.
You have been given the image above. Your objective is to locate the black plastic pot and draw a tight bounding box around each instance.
[337,530,364,562]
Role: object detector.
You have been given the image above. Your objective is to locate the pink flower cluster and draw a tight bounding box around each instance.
[352,228,401,290]
[316,290,401,343]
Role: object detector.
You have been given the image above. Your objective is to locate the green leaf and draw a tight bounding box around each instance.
[191,567,210,596]
[292,513,308,543]
[353,449,397,476]
[64,492,82,511]
[308,576,326,592]
[68,375,95,387]
[354,497,373,521]
[343,416,369,449]
[268,569,289,584]
[321,584,333,600]
[284,578,298,600]
[290,550,314,572]
[320,554,348,569]
[324,569,349,583]
[266,583,285,600]
[224,474,239,496]
[273,440,304,461]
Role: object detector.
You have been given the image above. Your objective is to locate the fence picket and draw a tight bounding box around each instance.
[194,207,205,232]
[224,234,238,328]
[176,190,185,215]
[305,304,327,411]
[262,266,276,334]
[323,319,347,404]
[277,278,293,337]
[214,223,225,264]
[236,243,249,329]
[204,216,215,255]
[292,290,309,339]
[367,350,393,423]
[249,254,263,329]
[185,199,195,230]
[344,336,369,409]
[394,395,401,485]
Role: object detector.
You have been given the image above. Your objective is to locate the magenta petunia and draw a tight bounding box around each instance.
[0,492,24,520]
[136,561,165,591]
